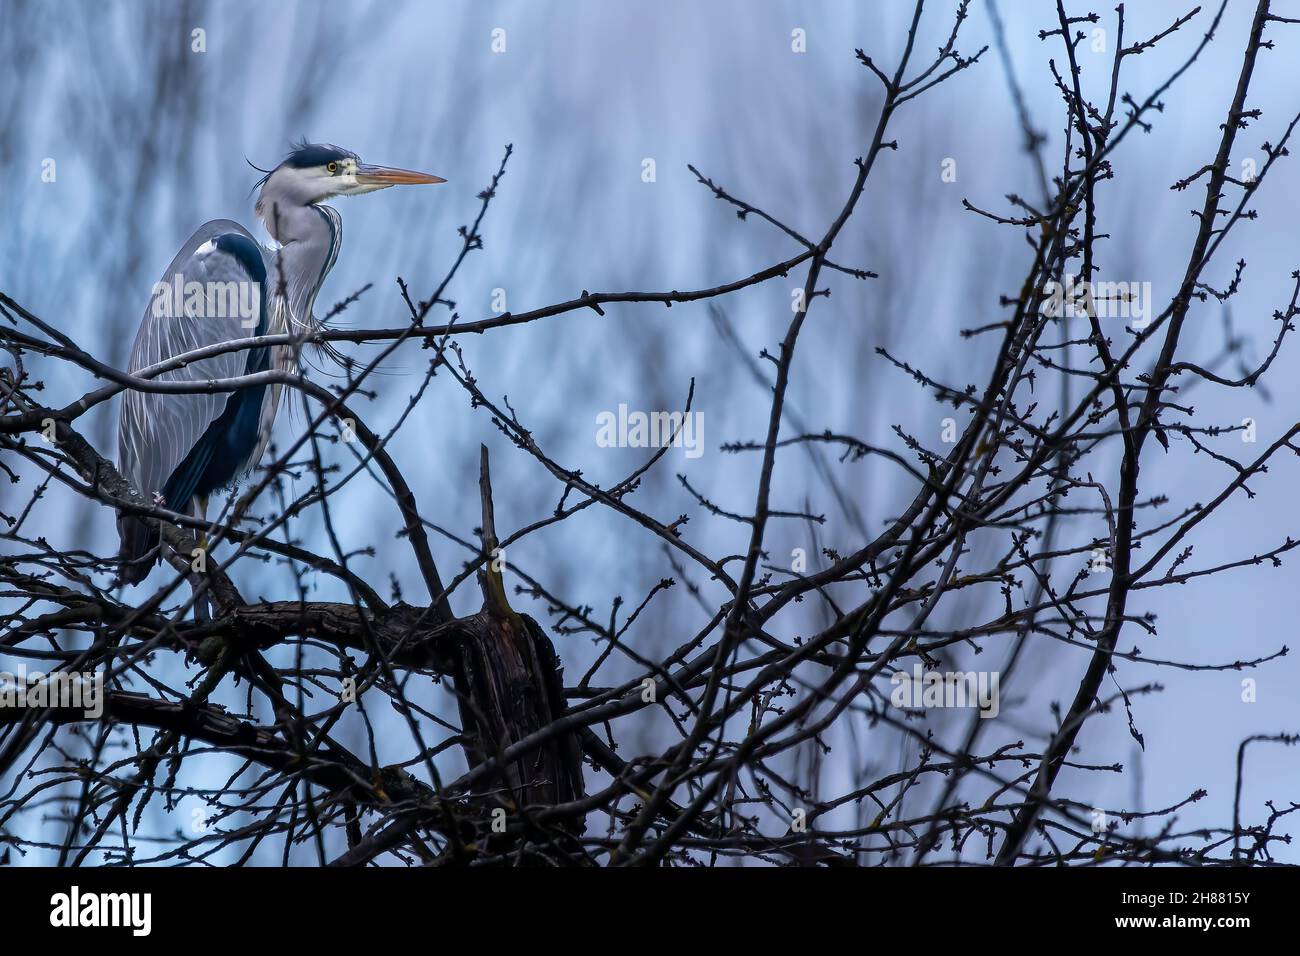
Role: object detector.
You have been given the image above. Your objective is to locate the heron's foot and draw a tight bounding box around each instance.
[152,491,166,506]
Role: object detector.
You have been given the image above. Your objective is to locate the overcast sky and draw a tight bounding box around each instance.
[2,0,1297,863]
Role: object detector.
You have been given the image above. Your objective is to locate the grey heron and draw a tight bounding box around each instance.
[116,142,444,585]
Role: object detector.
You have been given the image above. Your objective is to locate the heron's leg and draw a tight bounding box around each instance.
[190,495,212,623]
[197,494,210,552]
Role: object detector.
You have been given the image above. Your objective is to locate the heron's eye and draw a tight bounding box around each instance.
[327,162,338,174]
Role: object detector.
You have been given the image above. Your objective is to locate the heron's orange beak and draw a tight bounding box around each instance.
[355,164,446,185]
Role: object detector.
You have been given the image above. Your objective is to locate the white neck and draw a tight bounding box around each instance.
[256,198,341,333]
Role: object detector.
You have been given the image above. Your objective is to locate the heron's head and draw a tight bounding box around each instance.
[255,141,445,215]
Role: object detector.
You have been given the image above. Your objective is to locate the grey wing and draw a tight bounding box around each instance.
[117,219,266,503]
